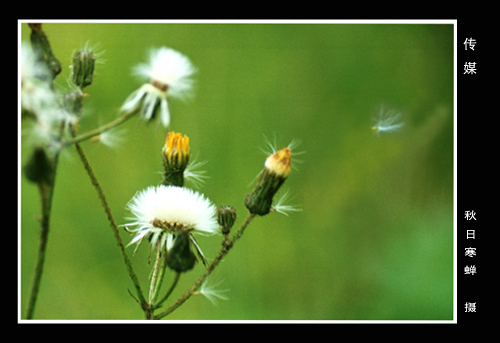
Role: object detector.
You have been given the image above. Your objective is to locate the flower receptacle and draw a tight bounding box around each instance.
[166,230,196,273]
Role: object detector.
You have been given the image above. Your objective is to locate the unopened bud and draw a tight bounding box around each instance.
[217,206,237,235]
[71,50,95,89]
[245,147,292,216]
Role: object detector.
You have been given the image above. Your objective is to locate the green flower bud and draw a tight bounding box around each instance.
[245,147,292,216]
[71,50,95,89]
[217,206,237,235]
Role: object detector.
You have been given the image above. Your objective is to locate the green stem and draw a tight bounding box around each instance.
[25,164,58,319]
[25,23,61,320]
[64,110,137,146]
[72,131,147,309]
[149,242,167,305]
[155,213,256,320]
[154,272,181,311]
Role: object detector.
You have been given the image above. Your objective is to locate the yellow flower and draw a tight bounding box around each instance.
[265,147,292,178]
[162,131,190,187]
[164,131,190,166]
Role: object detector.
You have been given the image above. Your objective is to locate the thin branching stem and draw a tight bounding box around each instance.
[64,110,137,146]
[153,272,181,311]
[71,129,147,309]
[155,213,256,320]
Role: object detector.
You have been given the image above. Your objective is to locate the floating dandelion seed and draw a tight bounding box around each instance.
[90,127,126,149]
[195,277,230,306]
[272,189,302,216]
[371,106,405,134]
[184,158,209,189]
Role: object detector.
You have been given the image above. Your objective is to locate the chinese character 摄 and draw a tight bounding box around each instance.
[465,302,476,313]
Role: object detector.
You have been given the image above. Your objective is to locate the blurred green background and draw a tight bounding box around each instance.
[20,23,454,320]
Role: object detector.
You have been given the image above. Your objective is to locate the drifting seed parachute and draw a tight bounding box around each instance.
[371,106,405,134]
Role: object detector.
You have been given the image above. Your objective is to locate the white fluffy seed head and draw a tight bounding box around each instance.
[134,47,196,99]
[21,42,51,86]
[21,42,59,116]
[126,185,218,237]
